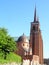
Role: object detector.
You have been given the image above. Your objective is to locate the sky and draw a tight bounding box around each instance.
[0,0,49,58]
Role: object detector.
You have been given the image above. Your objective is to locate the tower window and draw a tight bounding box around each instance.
[33,26,35,30]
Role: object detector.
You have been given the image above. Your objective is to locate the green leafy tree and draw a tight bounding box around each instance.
[0,28,16,59]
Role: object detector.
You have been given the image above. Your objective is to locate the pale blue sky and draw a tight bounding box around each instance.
[0,0,49,58]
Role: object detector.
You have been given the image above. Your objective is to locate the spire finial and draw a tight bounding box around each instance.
[34,6,36,22]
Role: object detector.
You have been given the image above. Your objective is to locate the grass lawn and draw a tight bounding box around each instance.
[0,52,22,64]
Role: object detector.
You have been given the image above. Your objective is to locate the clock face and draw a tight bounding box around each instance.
[22,42,29,52]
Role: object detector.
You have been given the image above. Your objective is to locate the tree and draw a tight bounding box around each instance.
[0,28,16,59]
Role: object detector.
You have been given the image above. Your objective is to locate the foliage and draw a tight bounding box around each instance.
[0,52,22,64]
[0,28,16,59]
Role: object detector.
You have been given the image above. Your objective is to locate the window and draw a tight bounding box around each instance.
[23,43,24,46]
[33,26,35,30]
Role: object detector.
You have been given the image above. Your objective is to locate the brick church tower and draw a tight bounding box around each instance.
[30,7,43,64]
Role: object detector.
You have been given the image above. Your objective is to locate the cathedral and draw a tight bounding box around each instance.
[15,7,44,65]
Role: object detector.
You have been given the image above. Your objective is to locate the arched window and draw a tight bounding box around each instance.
[33,26,35,30]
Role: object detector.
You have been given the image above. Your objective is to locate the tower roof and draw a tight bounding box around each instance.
[34,6,36,22]
[34,6,39,23]
[17,33,29,43]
